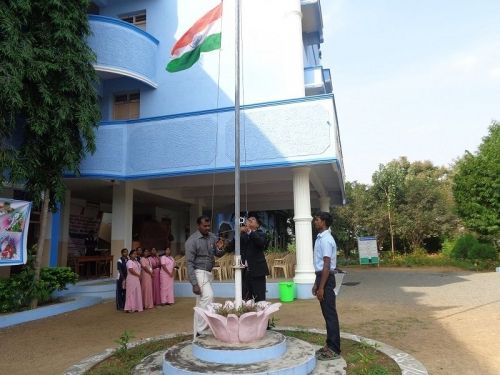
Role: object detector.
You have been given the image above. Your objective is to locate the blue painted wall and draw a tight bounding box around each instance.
[78,95,340,178]
[49,206,61,267]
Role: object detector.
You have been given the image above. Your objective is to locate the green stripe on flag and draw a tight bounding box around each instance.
[166,33,221,73]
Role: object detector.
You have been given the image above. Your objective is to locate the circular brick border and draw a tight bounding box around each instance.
[62,328,428,375]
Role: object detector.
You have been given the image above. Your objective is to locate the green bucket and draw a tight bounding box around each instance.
[279,281,295,302]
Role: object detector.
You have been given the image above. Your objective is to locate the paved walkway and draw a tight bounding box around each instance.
[0,267,499,375]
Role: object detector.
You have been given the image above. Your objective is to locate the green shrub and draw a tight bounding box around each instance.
[356,248,497,271]
[0,263,36,312]
[36,267,78,304]
[0,250,78,313]
[441,238,455,257]
[451,234,478,259]
[468,243,498,260]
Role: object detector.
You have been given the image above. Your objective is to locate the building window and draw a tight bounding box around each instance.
[113,92,140,120]
[120,12,146,31]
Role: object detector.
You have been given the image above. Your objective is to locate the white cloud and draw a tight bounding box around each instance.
[489,67,500,79]
[449,55,480,72]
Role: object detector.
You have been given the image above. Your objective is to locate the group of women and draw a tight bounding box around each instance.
[116,247,175,312]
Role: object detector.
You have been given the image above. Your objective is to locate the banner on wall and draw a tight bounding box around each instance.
[0,198,32,266]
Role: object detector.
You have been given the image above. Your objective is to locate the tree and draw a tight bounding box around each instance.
[0,0,100,307]
[371,158,408,255]
[369,158,458,253]
[397,162,458,249]
[453,122,500,240]
[334,159,460,256]
[331,182,372,257]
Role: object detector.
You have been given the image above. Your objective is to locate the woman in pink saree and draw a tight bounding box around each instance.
[150,248,161,305]
[160,247,175,305]
[140,249,154,309]
[124,249,143,312]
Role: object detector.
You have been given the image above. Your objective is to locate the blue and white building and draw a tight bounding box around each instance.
[2,0,345,298]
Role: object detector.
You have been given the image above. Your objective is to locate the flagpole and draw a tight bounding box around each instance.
[233,0,243,309]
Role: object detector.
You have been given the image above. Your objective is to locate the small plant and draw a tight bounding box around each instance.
[358,338,380,351]
[114,330,135,358]
[356,350,377,366]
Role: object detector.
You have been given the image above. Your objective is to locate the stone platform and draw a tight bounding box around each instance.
[133,332,346,375]
[63,329,428,375]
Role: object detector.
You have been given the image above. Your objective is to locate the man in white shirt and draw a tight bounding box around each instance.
[312,211,341,361]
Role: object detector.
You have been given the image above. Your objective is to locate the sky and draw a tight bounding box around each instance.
[321,0,500,184]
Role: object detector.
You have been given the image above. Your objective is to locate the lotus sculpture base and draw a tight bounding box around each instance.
[194,301,281,344]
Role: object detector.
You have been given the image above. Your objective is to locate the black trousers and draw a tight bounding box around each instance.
[116,279,126,310]
[243,270,266,302]
[315,273,341,354]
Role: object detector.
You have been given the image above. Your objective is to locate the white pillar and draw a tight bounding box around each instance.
[319,196,331,213]
[111,182,133,270]
[189,199,203,234]
[292,167,316,299]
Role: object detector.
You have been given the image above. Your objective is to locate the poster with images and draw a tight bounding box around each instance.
[0,198,32,266]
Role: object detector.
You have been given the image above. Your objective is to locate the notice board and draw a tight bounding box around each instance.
[357,236,379,265]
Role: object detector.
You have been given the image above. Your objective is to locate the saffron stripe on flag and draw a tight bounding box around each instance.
[167,33,221,72]
[171,3,222,54]
[170,19,221,59]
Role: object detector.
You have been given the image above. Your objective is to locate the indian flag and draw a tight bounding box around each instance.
[166,3,223,73]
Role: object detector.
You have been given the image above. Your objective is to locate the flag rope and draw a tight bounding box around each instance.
[210,1,225,224]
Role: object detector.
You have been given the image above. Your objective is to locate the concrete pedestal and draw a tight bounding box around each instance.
[163,332,315,374]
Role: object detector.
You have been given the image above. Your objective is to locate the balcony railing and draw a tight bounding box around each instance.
[79,95,343,179]
[87,15,159,88]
